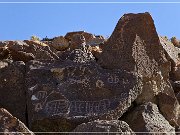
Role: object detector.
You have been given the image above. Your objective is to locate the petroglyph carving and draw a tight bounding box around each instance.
[35,103,43,112]
[45,99,69,116]
[96,80,104,88]
[70,99,110,114]
[35,91,47,100]
[108,75,119,83]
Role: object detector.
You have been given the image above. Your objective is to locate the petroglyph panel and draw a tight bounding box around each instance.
[26,60,142,122]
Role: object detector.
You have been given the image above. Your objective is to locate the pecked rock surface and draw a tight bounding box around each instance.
[72,120,135,135]
[0,108,33,135]
[25,46,142,131]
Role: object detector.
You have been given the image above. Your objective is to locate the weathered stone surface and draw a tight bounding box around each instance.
[157,92,180,127]
[0,108,33,134]
[98,12,168,77]
[0,60,27,124]
[72,120,135,135]
[88,46,102,60]
[65,31,94,43]
[177,92,180,103]
[70,34,86,50]
[51,36,69,51]
[171,81,180,93]
[159,36,180,67]
[26,57,142,131]
[97,12,179,128]
[7,40,59,61]
[87,35,106,46]
[171,37,180,48]
[0,46,9,60]
[171,66,180,81]
[123,102,175,134]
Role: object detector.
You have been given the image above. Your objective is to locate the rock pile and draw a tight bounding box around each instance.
[0,12,179,134]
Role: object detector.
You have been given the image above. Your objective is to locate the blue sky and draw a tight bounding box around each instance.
[0,0,180,40]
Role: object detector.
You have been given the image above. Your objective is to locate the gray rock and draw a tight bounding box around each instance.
[123,102,175,135]
[72,120,135,135]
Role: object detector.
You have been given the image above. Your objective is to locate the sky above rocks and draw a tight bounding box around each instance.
[0,0,180,40]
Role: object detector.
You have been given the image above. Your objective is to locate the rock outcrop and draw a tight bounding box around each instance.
[0,12,179,134]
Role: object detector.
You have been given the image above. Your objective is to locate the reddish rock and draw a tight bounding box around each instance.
[0,108,33,134]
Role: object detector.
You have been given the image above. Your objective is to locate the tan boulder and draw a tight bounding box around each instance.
[65,31,95,43]
[51,36,69,51]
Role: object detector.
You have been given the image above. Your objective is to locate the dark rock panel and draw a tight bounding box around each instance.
[0,60,27,124]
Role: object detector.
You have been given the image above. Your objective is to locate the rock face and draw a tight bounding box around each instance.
[72,120,135,135]
[98,12,168,76]
[0,60,27,124]
[98,12,180,128]
[26,57,142,131]
[0,108,33,135]
[123,102,175,134]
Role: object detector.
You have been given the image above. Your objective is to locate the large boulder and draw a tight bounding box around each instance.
[0,60,27,124]
[72,120,135,135]
[25,46,142,131]
[98,12,180,127]
[0,108,33,134]
[123,102,175,134]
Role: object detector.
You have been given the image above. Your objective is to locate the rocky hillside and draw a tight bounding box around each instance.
[0,12,180,134]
